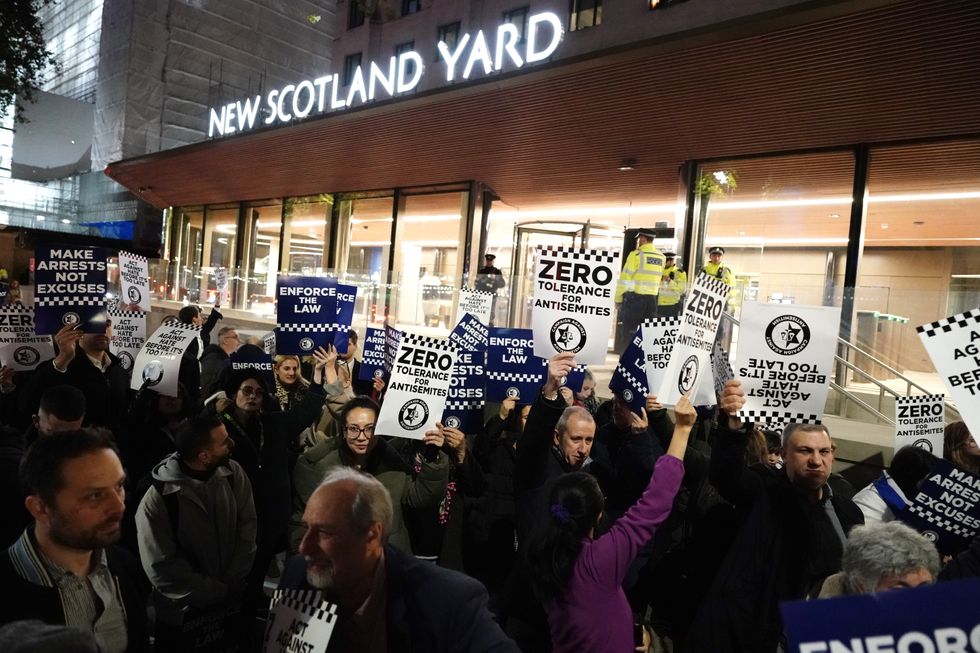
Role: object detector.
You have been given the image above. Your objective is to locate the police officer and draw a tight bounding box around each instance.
[658,251,687,318]
[701,246,734,287]
[475,253,506,326]
[615,229,665,343]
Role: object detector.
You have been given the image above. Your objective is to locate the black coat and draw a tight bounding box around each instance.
[685,423,864,653]
[199,344,229,399]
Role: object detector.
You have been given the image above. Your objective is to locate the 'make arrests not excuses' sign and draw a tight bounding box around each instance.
[34,245,108,334]
[276,276,337,355]
[918,308,980,448]
[376,333,457,440]
[532,246,620,365]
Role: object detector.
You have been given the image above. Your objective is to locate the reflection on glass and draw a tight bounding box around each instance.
[284,195,333,274]
[243,200,283,312]
[202,204,238,306]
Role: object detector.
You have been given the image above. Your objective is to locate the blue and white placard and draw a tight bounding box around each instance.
[781,578,980,653]
[332,283,357,353]
[117,250,151,311]
[383,323,401,377]
[898,459,980,557]
[275,276,337,355]
[917,308,980,448]
[454,288,494,327]
[34,245,108,334]
[230,346,276,393]
[487,327,545,404]
[895,394,945,455]
[107,308,146,373]
[532,246,620,365]
[735,302,840,425]
[263,589,338,653]
[358,326,387,382]
[449,312,488,353]
[656,273,730,407]
[443,348,486,435]
[377,332,457,440]
[609,326,648,417]
[129,322,201,397]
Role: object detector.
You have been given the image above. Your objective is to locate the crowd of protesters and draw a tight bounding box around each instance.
[0,306,979,653]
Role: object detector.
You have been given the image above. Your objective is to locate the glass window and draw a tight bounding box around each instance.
[241,200,282,315]
[283,195,334,275]
[570,0,602,31]
[401,0,421,16]
[202,203,239,305]
[502,6,530,42]
[343,53,362,87]
[856,139,980,395]
[394,41,417,83]
[435,22,460,61]
[348,1,366,28]
[167,206,203,302]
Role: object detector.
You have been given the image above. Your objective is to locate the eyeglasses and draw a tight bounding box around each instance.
[344,424,375,439]
[238,386,264,397]
[222,333,241,341]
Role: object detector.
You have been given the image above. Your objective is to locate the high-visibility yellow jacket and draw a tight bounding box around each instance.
[659,265,687,306]
[615,243,665,302]
[701,261,734,287]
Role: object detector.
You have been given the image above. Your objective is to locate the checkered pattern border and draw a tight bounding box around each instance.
[917,308,980,338]
[277,323,332,332]
[613,364,648,394]
[165,322,202,333]
[0,304,31,315]
[897,394,945,405]
[119,251,147,263]
[712,344,734,379]
[536,245,619,264]
[402,332,457,352]
[462,288,495,297]
[271,589,338,624]
[35,297,105,307]
[107,309,144,320]
[643,316,681,329]
[738,409,820,424]
[692,273,732,299]
[487,371,542,382]
[446,399,485,410]
[908,503,974,538]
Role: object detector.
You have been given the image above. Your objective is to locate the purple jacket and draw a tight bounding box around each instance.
[545,455,684,652]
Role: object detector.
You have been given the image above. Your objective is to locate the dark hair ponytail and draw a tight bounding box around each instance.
[526,472,604,602]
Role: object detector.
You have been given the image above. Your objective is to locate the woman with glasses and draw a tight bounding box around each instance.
[290,395,450,553]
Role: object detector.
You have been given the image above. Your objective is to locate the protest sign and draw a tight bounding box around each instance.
[895,394,945,455]
[34,245,108,334]
[214,267,228,306]
[383,323,401,377]
[454,288,494,326]
[117,251,151,311]
[443,348,486,434]
[656,273,730,407]
[711,341,735,401]
[781,578,980,653]
[229,346,276,393]
[107,308,146,373]
[275,276,337,355]
[609,326,649,416]
[449,312,489,353]
[377,333,457,439]
[155,606,241,653]
[130,322,201,397]
[261,331,276,355]
[487,327,545,404]
[736,302,840,426]
[0,338,54,371]
[642,316,680,396]
[917,308,980,447]
[898,459,980,557]
[359,326,387,382]
[263,589,338,653]
[532,246,620,365]
[332,283,357,353]
[0,304,39,344]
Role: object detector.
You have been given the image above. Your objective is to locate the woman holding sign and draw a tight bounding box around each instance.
[944,421,980,476]
[526,394,696,653]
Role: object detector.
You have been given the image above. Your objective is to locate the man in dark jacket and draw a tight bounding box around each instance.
[281,466,518,652]
[0,429,149,651]
[20,323,129,434]
[685,380,864,653]
[200,325,241,398]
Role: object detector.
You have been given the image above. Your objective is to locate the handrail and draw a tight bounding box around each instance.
[829,382,895,426]
[836,338,936,397]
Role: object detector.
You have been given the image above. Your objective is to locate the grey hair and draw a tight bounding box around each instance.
[841,521,940,594]
[781,422,831,450]
[319,466,394,543]
[555,406,594,434]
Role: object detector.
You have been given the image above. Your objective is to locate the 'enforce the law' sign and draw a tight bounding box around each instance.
[276,276,337,355]
[532,246,620,365]
[34,245,108,334]
[376,332,458,440]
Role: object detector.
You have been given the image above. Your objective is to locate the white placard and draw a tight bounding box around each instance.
[118,250,151,311]
[736,302,841,425]
[0,304,39,344]
[376,332,457,440]
[917,307,980,447]
[895,394,945,455]
[454,288,494,327]
[0,338,55,371]
[656,273,731,406]
[531,245,620,365]
[108,309,146,373]
[130,322,201,397]
[215,267,228,306]
[642,316,680,395]
[263,589,338,653]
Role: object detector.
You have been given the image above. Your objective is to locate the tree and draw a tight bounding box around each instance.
[0,0,58,122]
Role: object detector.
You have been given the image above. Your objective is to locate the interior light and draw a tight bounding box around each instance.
[62,218,70,224]
[618,159,636,172]
[880,223,889,230]
[36,215,45,222]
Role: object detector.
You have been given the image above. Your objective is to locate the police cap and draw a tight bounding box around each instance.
[708,246,725,255]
